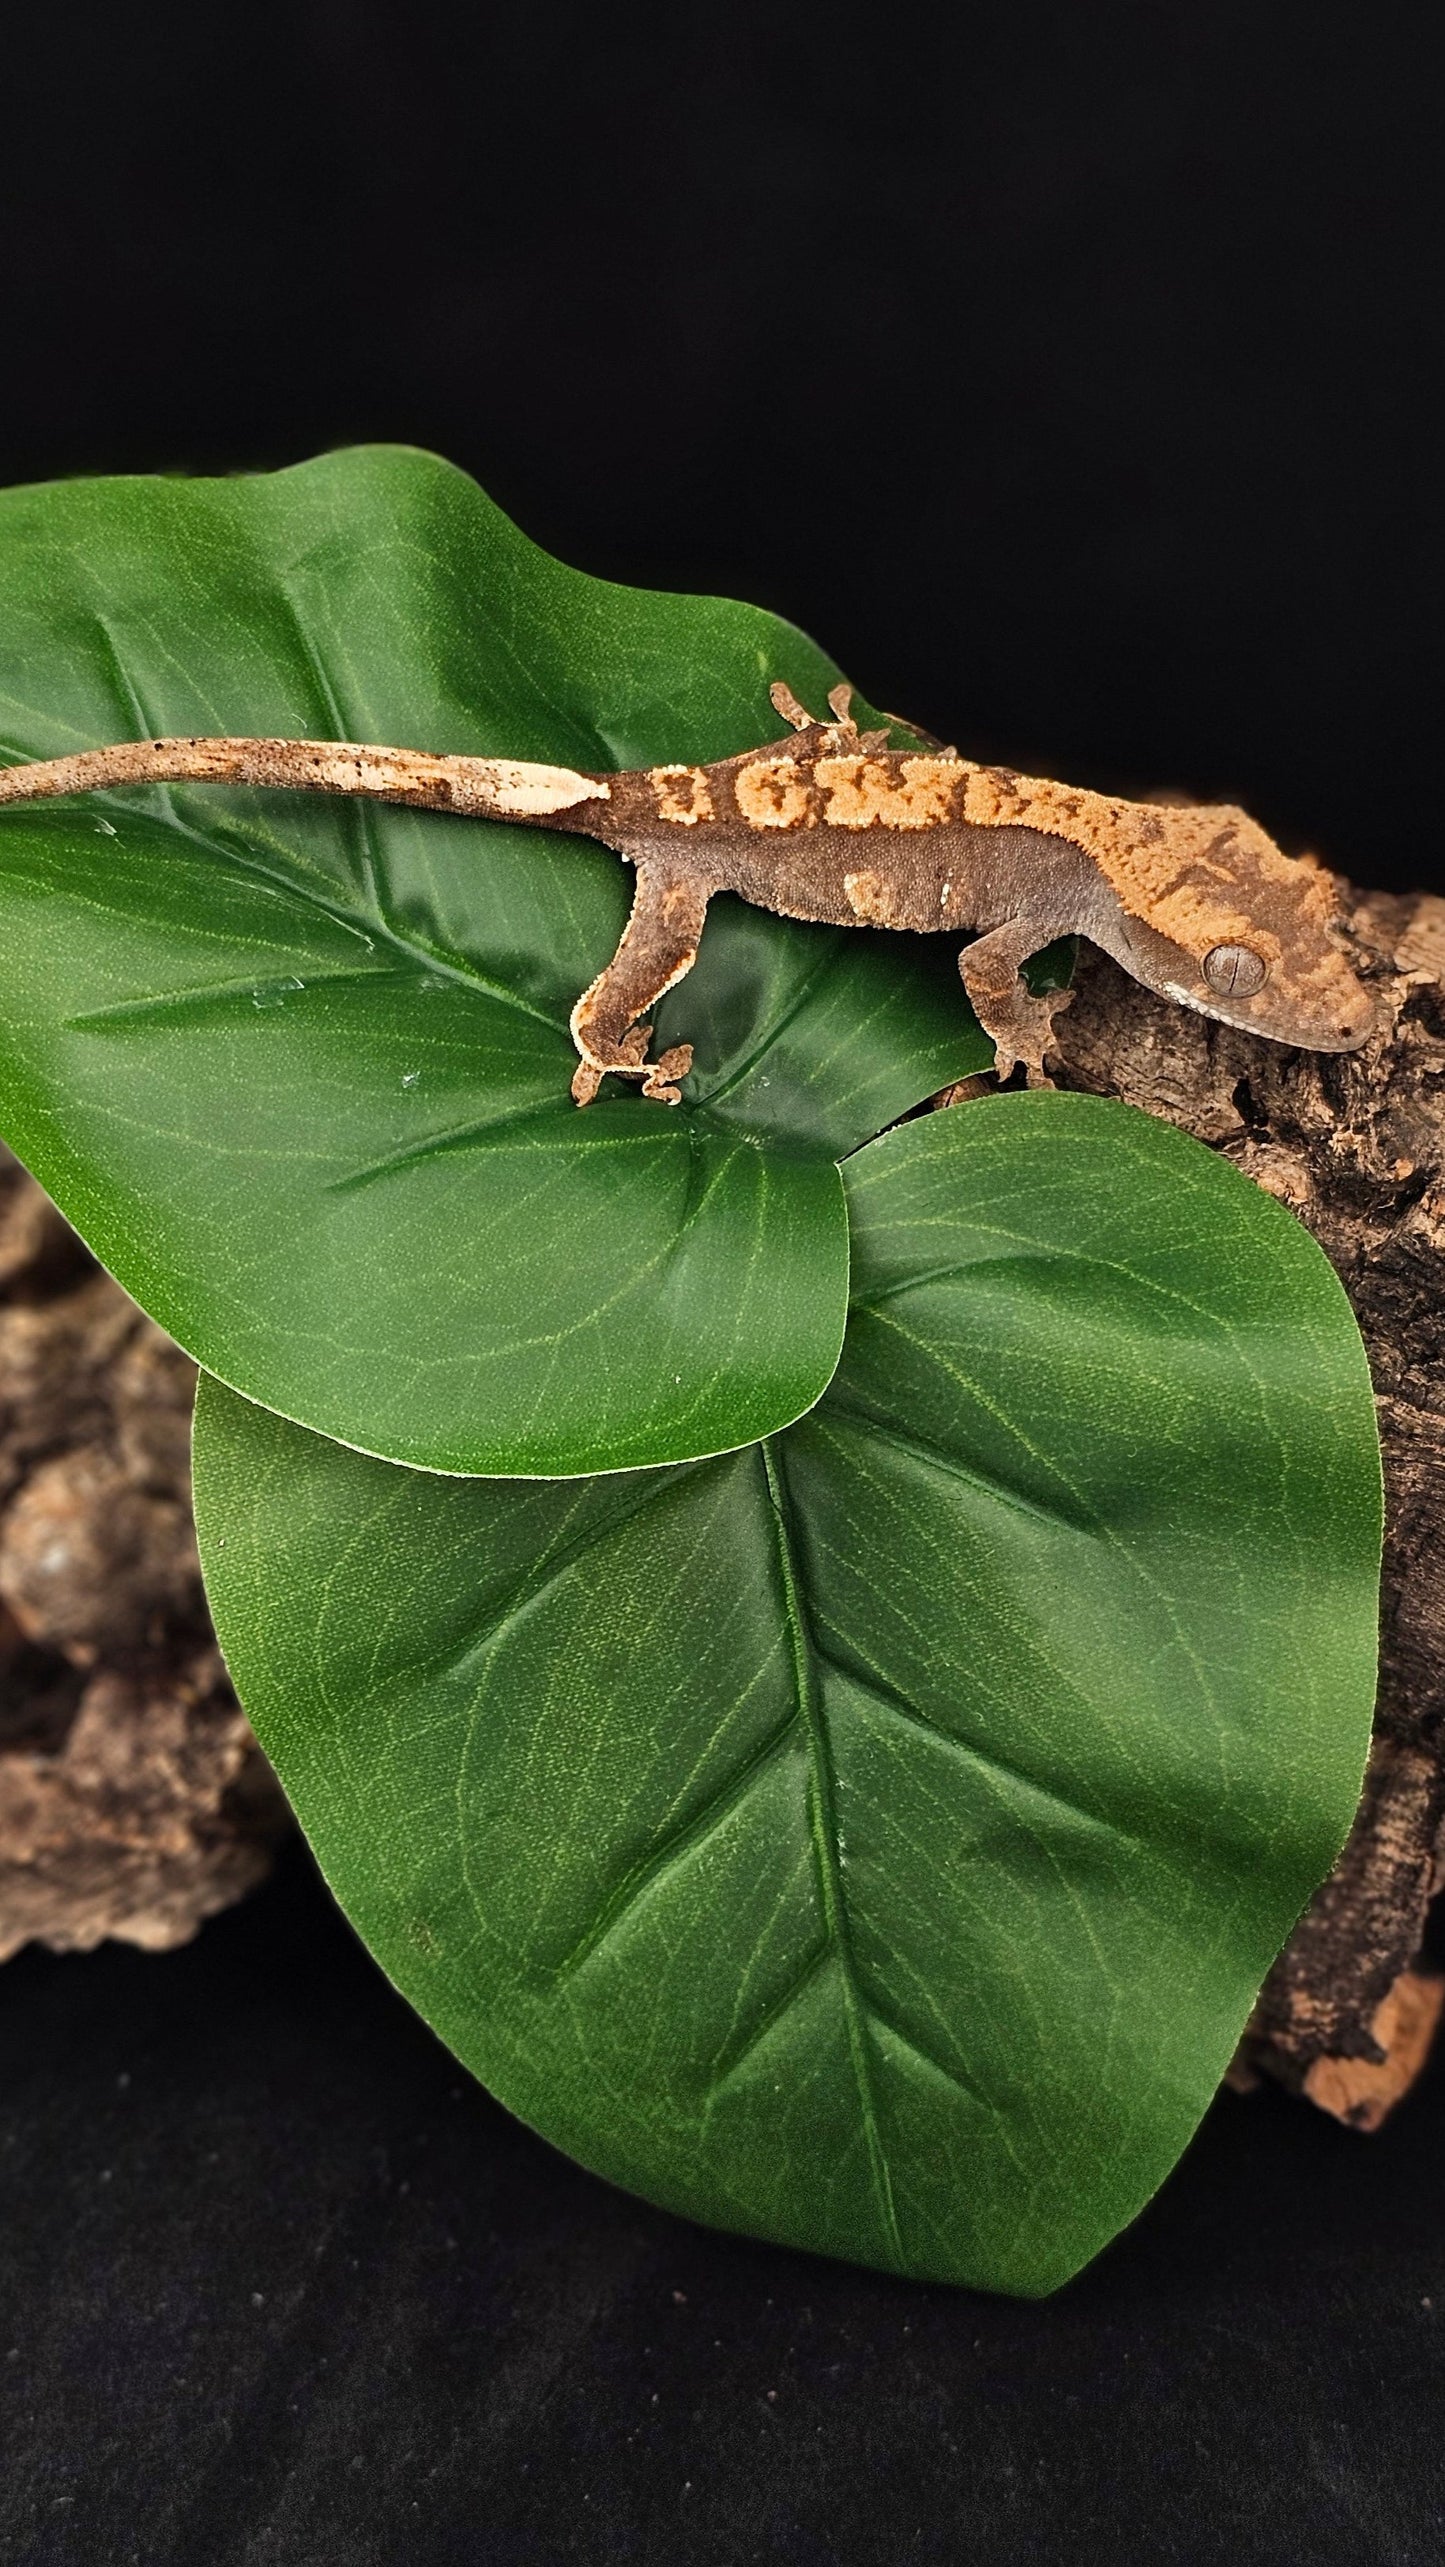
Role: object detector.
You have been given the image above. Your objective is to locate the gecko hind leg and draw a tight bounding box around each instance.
[569,862,713,1106]
[958,923,1075,1087]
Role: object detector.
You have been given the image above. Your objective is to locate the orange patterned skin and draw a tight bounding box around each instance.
[0,683,1379,1102]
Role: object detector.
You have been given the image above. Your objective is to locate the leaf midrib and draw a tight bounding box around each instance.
[761,1435,905,2272]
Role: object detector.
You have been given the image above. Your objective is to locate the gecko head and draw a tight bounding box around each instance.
[1107,804,1382,1054]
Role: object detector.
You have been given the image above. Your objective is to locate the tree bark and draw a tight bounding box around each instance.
[0,1155,287,1959]
[1043,879,1445,2126]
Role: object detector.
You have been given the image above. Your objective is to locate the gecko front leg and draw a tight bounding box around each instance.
[569,860,714,1106]
[958,918,1075,1086]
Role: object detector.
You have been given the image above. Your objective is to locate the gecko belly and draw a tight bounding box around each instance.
[718,824,980,934]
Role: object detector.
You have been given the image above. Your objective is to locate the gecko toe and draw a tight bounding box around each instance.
[641,1043,692,1104]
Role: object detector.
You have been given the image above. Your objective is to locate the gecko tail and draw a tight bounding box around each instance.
[0,737,613,825]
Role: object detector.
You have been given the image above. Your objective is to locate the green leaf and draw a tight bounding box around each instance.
[0,446,987,1475]
[192,1094,1382,2293]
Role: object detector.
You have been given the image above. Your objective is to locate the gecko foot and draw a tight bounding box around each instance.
[767,679,876,752]
[987,987,1075,1086]
[640,1043,694,1104]
[770,680,816,733]
[570,1021,649,1106]
[771,679,857,731]
[570,1033,694,1108]
[772,673,954,753]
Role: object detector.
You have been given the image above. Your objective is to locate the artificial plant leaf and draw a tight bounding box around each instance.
[0,447,989,1476]
[193,1094,1382,2294]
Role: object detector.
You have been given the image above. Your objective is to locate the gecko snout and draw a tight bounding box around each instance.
[1330,988,1383,1048]
[1273,974,1383,1053]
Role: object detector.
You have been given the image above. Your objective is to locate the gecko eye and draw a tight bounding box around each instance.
[1202,943,1268,997]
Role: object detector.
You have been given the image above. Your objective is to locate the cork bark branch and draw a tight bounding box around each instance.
[0,1156,288,1957]
[1041,878,1445,2126]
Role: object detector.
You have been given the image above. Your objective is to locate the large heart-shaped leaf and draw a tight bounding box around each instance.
[193,1095,1382,2293]
[0,447,987,1474]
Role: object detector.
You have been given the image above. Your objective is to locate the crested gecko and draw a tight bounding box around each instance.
[0,681,1379,1103]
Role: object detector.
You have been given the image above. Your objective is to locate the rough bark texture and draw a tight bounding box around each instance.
[0,1153,288,1959]
[1045,880,1445,2124]
[1,882,1442,2125]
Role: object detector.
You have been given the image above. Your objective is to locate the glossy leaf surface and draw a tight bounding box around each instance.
[194,1096,1382,2292]
[0,447,989,1473]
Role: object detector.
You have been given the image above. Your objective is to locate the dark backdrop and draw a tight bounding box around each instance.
[1,1,1441,890]
[3,6,1444,2562]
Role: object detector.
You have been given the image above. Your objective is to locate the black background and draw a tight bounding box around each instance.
[3,5,1445,2560]
[1,1,1442,893]
[4,1847,1444,2567]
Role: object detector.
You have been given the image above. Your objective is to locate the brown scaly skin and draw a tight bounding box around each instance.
[0,684,1380,1102]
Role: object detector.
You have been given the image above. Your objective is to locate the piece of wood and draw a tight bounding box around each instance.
[0,1150,288,1958]
[1045,879,1445,2122]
